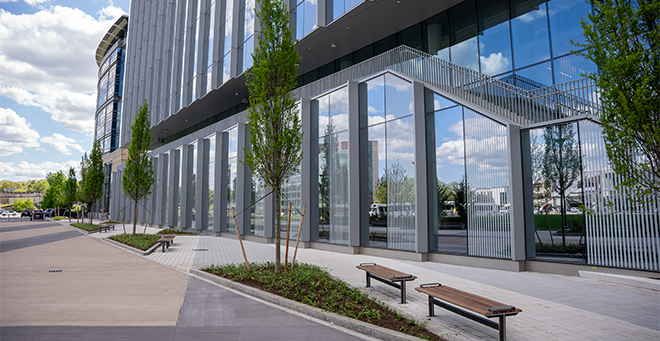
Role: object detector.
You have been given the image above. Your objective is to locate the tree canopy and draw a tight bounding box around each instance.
[575,0,659,198]
[122,99,155,235]
[80,140,104,224]
[244,0,302,271]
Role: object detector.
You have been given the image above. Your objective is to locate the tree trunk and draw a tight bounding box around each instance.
[133,201,138,235]
[274,187,281,272]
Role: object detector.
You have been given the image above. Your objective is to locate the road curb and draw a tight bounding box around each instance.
[190,268,423,341]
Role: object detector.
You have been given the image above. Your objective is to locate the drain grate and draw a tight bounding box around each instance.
[48,270,62,273]
[192,249,209,251]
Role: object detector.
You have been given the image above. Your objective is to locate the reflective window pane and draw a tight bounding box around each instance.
[385,74,413,120]
[510,0,551,69]
[515,61,553,87]
[423,12,450,57]
[553,54,597,84]
[548,0,591,57]
[477,0,513,76]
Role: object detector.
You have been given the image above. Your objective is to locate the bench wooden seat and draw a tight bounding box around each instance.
[157,234,176,252]
[98,222,115,233]
[356,263,416,304]
[416,283,521,341]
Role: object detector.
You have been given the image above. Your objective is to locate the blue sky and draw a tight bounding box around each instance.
[0,0,129,181]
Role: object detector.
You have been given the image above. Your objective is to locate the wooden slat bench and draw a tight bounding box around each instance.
[416,283,521,341]
[98,222,115,233]
[157,234,176,252]
[356,263,416,304]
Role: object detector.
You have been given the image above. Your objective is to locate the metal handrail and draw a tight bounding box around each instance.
[293,45,599,125]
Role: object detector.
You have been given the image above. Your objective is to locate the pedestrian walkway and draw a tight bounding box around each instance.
[86,220,660,340]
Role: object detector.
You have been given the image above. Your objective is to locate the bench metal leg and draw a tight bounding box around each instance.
[499,315,506,341]
[400,281,407,304]
[162,242,166,252]
[366,272,371,288]
[428,295,435,317]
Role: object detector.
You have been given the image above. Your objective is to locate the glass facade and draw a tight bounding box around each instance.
[95,46,124,154]
[361,74,416,251]
[226,127,238,233]
[206,134,216,230]
[315,87,350,245]
[117,0,659,273]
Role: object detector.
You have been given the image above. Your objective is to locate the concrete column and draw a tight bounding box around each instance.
[521,130,536,258]
[508,124,526,261]
[216,132,228,232]
[413,81,429,253]
[317,0,327,27]
[300,97,316,242]
[237,122,251,235]
[358,82,370,245]
[229,0,240,79]
[196,138,205,230]
[348,80,361,247]
[180,144,191,228]
[168,148,180,228]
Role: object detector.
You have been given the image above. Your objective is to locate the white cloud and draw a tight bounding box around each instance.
[368,106,378,114]
[0,160,80,181]
[480,52,510,76]
[40,133,85,155]
[0,5,127,133]
[0,107,41,156]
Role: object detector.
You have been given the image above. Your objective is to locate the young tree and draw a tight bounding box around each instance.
[44,172,66,215]
[574,0,659,198]
[542,124,581,246]
[64,167,78,221]
[122,100,155,235]
[13,198,35,212]
[244,0,302,271]
[81,140,104,224]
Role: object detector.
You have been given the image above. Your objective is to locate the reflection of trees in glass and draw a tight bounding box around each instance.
[319,123,349,229]
[542,123,581,246]
[374,176,387,204]
[450,176,467,219]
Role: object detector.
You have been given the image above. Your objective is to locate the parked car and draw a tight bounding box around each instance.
[31,209,45,221]
[44,209,54,217]
[21,209,32,217]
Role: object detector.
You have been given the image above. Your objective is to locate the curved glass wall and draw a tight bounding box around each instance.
[361,74,415,251]
[95,46,123,154]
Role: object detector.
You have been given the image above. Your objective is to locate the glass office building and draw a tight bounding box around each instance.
[95,15,128,216]
[111,0,658,273]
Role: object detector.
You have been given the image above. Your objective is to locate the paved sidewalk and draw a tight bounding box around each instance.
[87,221,659,340]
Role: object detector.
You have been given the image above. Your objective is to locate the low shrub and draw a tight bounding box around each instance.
[202,262,443,340]
[109,233,161,251]
[157,229,196,235]
[71,223,99,232]
[536,242,583,254]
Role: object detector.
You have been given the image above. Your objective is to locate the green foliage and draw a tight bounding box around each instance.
[28,179,50,193]
[535,242,583,254]
[201,262,441,340]
[574,0,660,198]
[0,180,23,191]
[13,198,35,211]
[244,0,302,271]
[157,229,197,235]
[43,172,66,212]
[71,223,100,232]
[52,216,69,221]
[80,140,104,223]
[64,167,78,216]
[122,100,155,235]
[541,124,581,245]
[108,233,161,251]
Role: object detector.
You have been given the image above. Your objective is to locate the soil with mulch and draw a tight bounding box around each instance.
[203,264,444,340]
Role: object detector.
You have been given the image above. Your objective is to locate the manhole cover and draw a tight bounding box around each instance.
[48,270,62,273]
